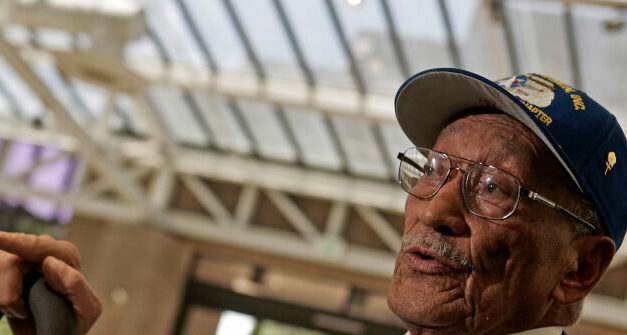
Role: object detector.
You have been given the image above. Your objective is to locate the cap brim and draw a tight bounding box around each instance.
[395,68,582,190]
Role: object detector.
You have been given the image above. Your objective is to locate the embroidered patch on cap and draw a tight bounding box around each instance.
[496,74,555,108]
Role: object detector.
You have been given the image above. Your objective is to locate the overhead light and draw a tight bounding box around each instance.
[346,0,363,7]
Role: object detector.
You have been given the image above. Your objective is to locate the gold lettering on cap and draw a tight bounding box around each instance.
[605,152,617,175]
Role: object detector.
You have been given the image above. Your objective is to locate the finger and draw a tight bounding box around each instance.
[0,232,80,269]
[42,256,102,335]
[0,251,29,319]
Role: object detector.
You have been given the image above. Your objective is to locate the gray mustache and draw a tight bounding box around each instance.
[402,232,473,271]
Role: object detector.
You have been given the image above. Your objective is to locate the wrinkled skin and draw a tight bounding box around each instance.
[388,114,598,334]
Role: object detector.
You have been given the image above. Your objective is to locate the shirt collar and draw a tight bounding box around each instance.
[405,327,563,335]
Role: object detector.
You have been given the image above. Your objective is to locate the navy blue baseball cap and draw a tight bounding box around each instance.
[395,68,627,249]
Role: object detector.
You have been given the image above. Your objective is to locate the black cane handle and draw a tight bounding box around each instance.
[27,275,76,335]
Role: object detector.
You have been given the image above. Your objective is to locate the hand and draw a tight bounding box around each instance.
[0,232,102,335]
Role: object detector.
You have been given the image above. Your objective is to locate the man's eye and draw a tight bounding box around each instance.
[485,182,501,194]
[425,166,435,176]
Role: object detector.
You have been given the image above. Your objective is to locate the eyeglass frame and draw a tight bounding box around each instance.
[396,147,597,234]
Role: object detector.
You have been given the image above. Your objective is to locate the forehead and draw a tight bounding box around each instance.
[433,114,544,182]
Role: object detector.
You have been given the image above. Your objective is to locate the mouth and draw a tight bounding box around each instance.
[403,246,468,275]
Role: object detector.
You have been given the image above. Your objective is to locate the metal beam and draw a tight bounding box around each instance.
[80,165,151,198]
[275,106,304,165]
[0,34,146,205]
[564,4,583,89]
[180,175,233,226]
[131,93,178,151]
[0,75,24,120]
[158,210,396,278]
[147,166,175,211]
[124,57,398,123]
[265,189,321,243]
[146,27,172,64]
[379,0,410,78]
[371,124,395,180]
[0,175,145,223]
[271,0,316,86]
[325,201,348,237]
[226,99,259,156]
[0,122,78,151]
[161,147,404,214]
[499,0,521,74]
[0,121,404,213]
[437,0,462,68]
[182,92,215,148]
[234,184,258,228]
[221,0,266,80]
[59,74,96,121]
[354,205,401,252]
[323,0,367,94]
[174,0,219,73]
[324,117,349,173]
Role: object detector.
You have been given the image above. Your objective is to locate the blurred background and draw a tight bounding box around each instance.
[0,0,625,334]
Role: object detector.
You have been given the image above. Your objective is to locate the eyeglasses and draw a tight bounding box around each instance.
[397,147,597,233]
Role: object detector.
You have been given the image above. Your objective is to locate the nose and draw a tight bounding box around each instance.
[406,172,469,236]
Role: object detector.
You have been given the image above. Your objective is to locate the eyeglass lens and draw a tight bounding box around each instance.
[399,148,522,220]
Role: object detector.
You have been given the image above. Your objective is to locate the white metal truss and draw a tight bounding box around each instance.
[0,35,146,205]
[0,122,402,276]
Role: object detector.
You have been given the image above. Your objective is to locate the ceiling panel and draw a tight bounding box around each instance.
[332,0,404,95]
[387,0,456,73]
[0,53,45,120]
[0,87,18,120]
[182,0,255,75]
[115,93,149,135]
[235,100,297,162]
[190,93,252,154]
[283,108,343,170]
[331,116,389,178]
[278,0,354,89]
[505,1,574,83]
[229,0,304,81]
[572,4,627,116]
[140,0,207,67]
[445,0,512,78]
[378,123,412,176]
[70,79,125,131]
[30,59,93,126]
[146,86,210,146]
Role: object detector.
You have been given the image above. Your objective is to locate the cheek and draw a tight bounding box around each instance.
[463,224,557,330]
[470,235,513,283]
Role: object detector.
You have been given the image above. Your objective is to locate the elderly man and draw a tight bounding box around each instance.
[387,68,627,335]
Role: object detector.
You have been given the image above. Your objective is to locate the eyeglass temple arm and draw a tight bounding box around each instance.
[524,189,597,233]
[397,153,424,173]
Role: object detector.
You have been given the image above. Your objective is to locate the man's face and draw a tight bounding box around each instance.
[387,114,576,334]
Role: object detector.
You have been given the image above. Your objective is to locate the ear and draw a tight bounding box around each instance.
[551,236,615,304]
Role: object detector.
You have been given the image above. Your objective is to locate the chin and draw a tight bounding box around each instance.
[387,268,469,333]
